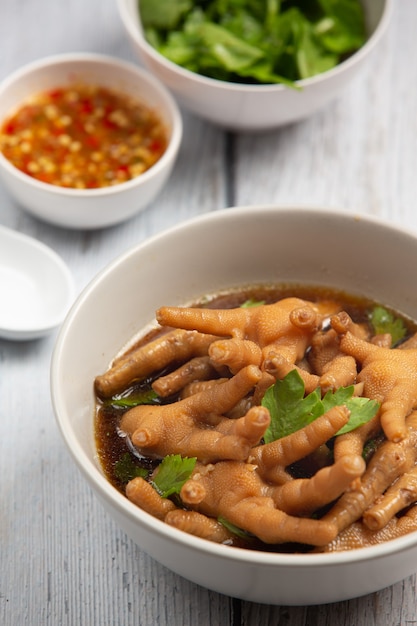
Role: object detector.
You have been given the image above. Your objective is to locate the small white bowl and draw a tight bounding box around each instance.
[51,205,417,605]
[117,0,392,131]
[0,53,182,229]
[0,225,74,340]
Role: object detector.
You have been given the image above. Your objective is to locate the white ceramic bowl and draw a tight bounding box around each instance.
[51,205,417,605]
[0,225,74,341]
[0,53,182,229]
[117,0,393,131]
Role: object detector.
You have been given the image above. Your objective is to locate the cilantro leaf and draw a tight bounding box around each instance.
[336,395,380,435]
[218,516,255,540]
[262,370,323,442]
[322,385,380,434]
[322,385,353,410]
[369,306,407,346]
[152,454,197,498]
[262,370,379,442]
[104,388,159,408]
[240,298,265,308]
[114,453,149,483]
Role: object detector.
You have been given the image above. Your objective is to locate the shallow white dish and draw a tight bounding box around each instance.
[117,0,393,131]
[0,225,74,340]
[0,53,182,229]
[51,205,417,605]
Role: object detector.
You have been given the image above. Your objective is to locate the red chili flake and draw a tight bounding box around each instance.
[79,99,94,115]
[85,135,100,149]
[149,139,163,153]
[3,121,16,134]
[48,88,64,100]
[38,173,52,184]
[103,118,117,130]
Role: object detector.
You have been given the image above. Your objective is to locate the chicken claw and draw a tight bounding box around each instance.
[120,366,268,463]
[336,329,417,441]
[321,411,417,536]
[180,461,337,546]
[157,298,340,358]
[95,329,217,398]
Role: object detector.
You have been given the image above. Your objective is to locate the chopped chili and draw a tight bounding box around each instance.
[0,84,168,189]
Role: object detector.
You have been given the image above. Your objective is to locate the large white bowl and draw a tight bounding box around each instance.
[0,53,182,229]
[51,206,417,605]
[117,0,393,131]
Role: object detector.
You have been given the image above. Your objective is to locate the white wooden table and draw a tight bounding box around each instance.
[2,1,417,624]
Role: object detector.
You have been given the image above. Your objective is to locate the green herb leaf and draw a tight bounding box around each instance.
[105,389,159,408]
[140,0,192,30]
[295,16,338,79]
[316,0,366,54]
[198,21,265,72]
[336,395,380,435]
[240,298,265,308]
[114,453,149,483]
[218,516,254,540]
[369,306,407,346]
[322,385,379,434]
[152,454,197,498]
[262,370,323,442]
[262,370,379,441]
[322,385,354,411]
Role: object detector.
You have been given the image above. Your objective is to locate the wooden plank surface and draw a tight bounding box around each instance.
[1,1,417,625]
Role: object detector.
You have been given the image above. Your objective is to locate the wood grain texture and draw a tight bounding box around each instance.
[1,1,417,625]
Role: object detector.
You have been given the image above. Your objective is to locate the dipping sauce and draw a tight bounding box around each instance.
[0,84,168,189]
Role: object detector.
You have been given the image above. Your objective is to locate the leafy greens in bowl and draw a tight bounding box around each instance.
[140,0,368,86]
[118,0,392,130]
